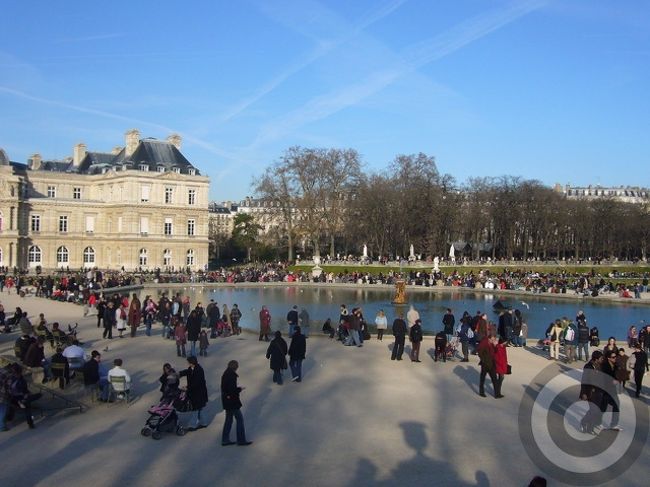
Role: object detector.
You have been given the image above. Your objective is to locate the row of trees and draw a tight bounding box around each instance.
[242,147,650,263]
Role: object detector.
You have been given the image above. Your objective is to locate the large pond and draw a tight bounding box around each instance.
[138,286,650,340]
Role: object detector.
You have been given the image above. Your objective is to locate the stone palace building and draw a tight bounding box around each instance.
[0,129,209,271]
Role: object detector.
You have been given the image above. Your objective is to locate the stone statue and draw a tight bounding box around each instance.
[392,279,407,304]
[433,256,440,272]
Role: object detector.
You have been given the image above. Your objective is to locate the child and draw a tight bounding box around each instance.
[199,329,209,357]
[174,319,187,358]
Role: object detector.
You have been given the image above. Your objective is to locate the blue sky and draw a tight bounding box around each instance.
[1,0,648,201]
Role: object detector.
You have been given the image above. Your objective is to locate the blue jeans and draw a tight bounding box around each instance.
[98,378,110,401]
[162,323,170,339]
[290,359,303,380]
[347,329,361,346]
[145,316,152,336]
[288,324,296,338]
[190,341,197,358]
[190,408,205,427]
[222,409,246,444]
[577,342,589,361]
[272,369,283,384]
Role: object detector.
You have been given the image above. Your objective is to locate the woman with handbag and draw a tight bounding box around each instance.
[266,330,288,385]
[494,338,509,399]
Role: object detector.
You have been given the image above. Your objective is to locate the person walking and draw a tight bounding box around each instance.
[230,304,242,335]
[259,305,271,342]
[409,319,423,362]
[179,356,208,432]
[579,351,605,434]
[391,312,407,361]
[629,342,648,398]
[478,335,498,398]
[288,326,306,382]
[375,310,387,341]
[96,296,106,329]
[266,331,288,385]
[116,303,128,339]
[458,317,473,362]
[221,360,252,446]
[564,321,578,364]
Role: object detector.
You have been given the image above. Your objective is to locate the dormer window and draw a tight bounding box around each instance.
[188,168,196,176]
[157,166,165,173]
[173,167,181,174]
[139,164,149,172]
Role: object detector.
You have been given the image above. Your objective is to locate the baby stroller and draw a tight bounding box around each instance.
[590,327,600,347]
[445,337,460,361]
[141,393,186,440]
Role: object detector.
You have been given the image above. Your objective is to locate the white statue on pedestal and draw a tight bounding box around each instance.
[363,244,368,259]
[433,256,440,272]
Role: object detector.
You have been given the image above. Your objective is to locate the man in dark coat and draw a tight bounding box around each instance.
[83,350,110,401]
[391,313,407,361]
[221,360,252,446]
[266,330,288,385]
[103,301,115,339]
[179,356,208,431]
[409,319,424,362]
[288,326,307,382]
[442,308,455,343]
[631,343,648,398]
[286,305,298,337]
[186,311,202,357]
[580,350,604,434]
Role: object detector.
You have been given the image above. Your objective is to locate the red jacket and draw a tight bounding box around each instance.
[495,344,508,375]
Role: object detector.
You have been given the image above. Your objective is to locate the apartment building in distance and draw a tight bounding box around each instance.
[0,129,209,271]
[555,183,650,204]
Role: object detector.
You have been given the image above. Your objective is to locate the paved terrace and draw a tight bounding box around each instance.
[0,291,647,487]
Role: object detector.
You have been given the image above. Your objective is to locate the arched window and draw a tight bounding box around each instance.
[163,249,172,267]
[28,245,42,265]
[56,246,69,266]
[139,248,148,267]
[186,249,194,266]
[83,247,95,266]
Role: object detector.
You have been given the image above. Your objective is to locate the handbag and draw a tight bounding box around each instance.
[506,364,512,375]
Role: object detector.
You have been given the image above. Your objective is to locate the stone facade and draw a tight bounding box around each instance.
[0,131,209,271]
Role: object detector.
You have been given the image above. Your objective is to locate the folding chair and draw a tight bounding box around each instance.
[109,376,131,404]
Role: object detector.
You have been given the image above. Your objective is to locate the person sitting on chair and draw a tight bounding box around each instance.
[108,358,131,399]
[62,340,86,371]
[9,363,42,429]
[83,351,110,402]
[50,347,70,389]
[14,334,34,362]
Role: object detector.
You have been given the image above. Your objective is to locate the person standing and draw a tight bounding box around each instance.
[564,321,578,364]
[288,326,306,382]
[391,312,407,361]
[286,305,299,338]
[409,319,423,362]
[478,335,498,398]
[494,338,508,398]
[103,301,115,339]
[629,343,648,398]
[375,310,387,341]
[298,307,310,338]
[128,293,141,338]
[548,320,564,361]
[179,356,208,432]
[577,319,590,361]
[186,310,201,358]
[442,308,455,343]
[221,360,252,446]
[458,318,473,362]
[174,318,187,357]
[259,305,271,342]
[116,302,128,339]
[230,304,242,335]
[600,350,620,429]
[266,331,288,385]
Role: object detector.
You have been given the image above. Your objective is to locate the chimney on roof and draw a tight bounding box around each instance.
[125,129,140,158]
[29,153,42,170]
[73,143,87,167]
[167,133,182,150]
[112,146,123,155]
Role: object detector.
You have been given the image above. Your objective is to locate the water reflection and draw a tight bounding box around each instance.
[138,286,649,339]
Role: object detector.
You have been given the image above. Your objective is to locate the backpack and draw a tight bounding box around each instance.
[565,327,575,342]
